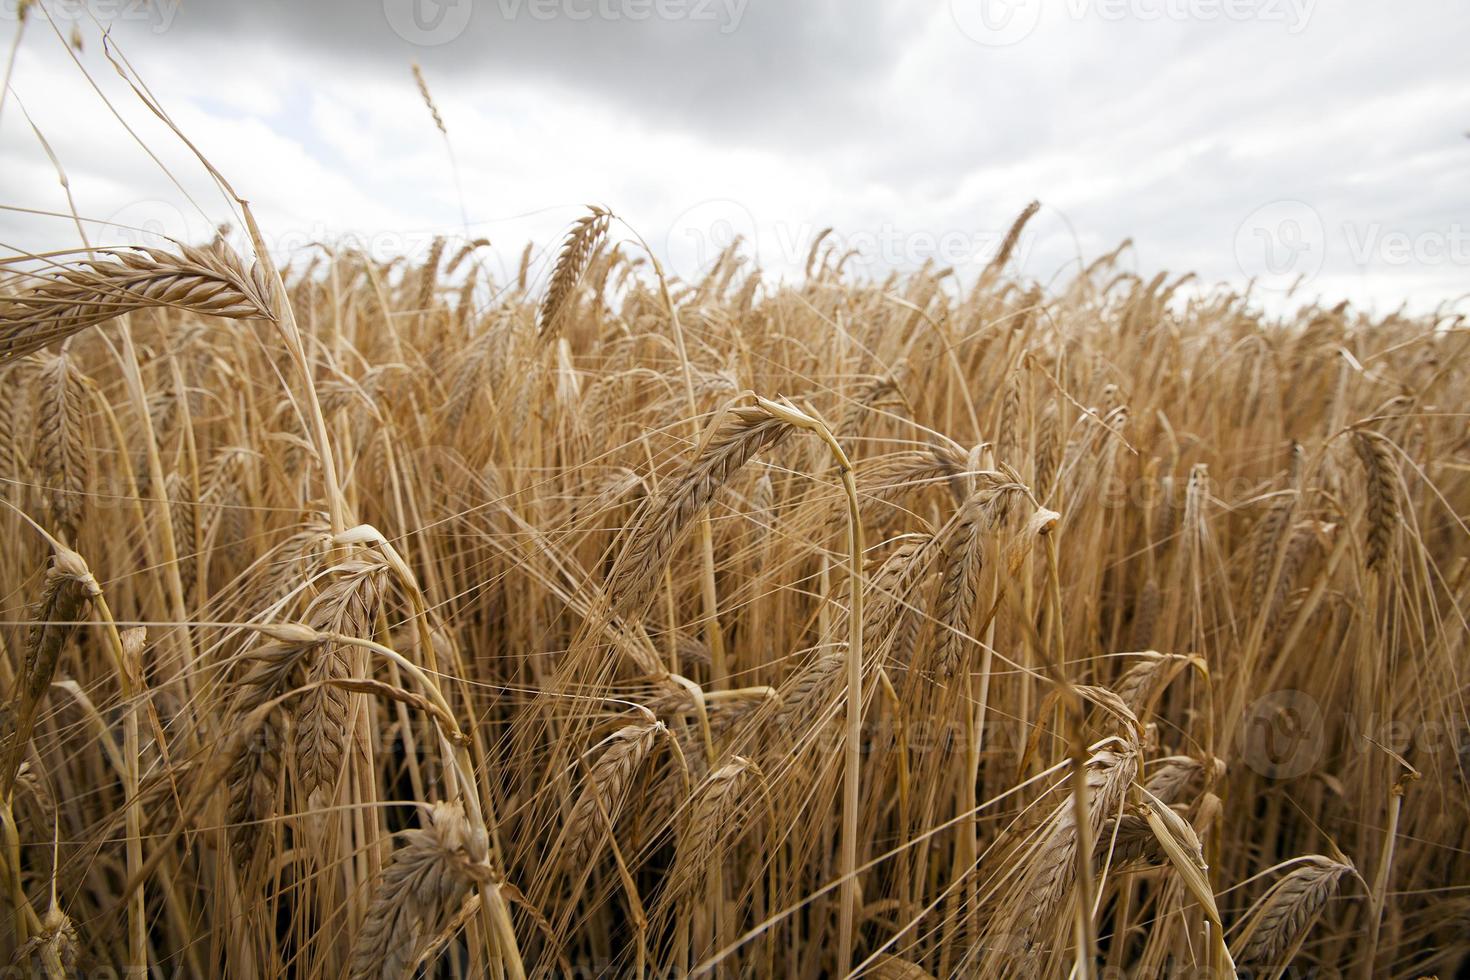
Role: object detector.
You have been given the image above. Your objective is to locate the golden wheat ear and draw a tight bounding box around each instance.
[538,205,612,344]
[0,547,100,797]
[1351,428,1401,571]
[349,801,494,980]
[0,245,274,363]
[1231,856,1357,977]
[562,721,663,867]
[607,403,795,620]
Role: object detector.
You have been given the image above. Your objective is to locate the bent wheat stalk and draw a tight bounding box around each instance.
[751,395,866,974]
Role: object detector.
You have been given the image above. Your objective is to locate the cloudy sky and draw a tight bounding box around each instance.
[2,0,1467,312]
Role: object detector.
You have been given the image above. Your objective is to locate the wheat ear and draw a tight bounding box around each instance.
[868,955,939,980]
[538,206,611,343]
[979,199,1041,286]
[33,353,88,544]
[775,652,846,733]
[8,901,79,976]
[932,493,987,681]
[411,62,447,136]
[295,559,384,803]
[225,633,318,865]
[1250,491,1297,613]
[0,547,99,796]
[415,235,445,312]
[1231,856,1355,976]
[349,801,494,980]
[677,755,755,886]
[862,534,934,662]
[564,722,662,866]
[1351,429,1399,571]
[1008,746,1139,960]
[609,404,794,619]
[1,244,273,362]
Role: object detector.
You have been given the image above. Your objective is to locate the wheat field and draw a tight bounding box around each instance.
[1,170,1468,980]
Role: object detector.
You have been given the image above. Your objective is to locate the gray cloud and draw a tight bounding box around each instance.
[153,0,922,145]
